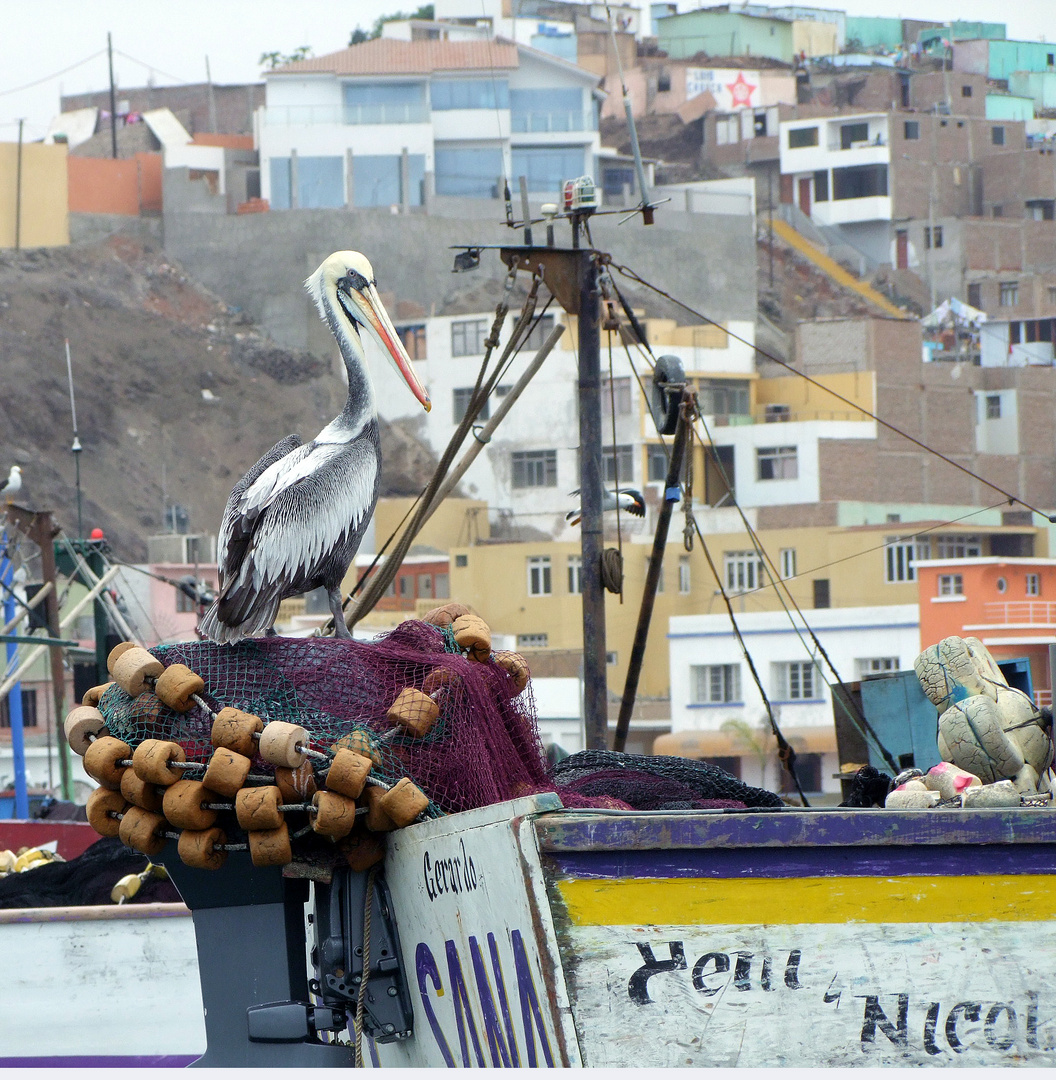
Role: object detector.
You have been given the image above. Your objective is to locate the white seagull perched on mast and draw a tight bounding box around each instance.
[199,251,430,643]
[565,486,645,527]
[0,466,21,498]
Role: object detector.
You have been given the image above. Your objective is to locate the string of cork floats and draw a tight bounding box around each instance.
[69,604,535,871]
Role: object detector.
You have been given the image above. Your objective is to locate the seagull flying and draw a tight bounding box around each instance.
[565,487,645,527]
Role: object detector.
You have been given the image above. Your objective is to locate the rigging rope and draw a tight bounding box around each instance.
[610,259,1056,523]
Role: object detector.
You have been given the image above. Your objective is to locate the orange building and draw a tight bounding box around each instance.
[917,556,1056,707]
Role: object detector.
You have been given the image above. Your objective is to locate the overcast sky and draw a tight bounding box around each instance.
[1,1,1054,141]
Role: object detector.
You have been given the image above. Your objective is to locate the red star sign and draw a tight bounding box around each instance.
[726,71,757,108]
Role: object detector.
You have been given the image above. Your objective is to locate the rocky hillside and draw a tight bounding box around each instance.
[0,238,436,560]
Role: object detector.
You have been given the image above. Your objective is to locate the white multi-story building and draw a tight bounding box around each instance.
[661,604,920,799]
[779,111,891,241]
[257,37,604,209]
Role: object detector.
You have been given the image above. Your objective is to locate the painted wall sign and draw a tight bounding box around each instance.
[686,68,761,110]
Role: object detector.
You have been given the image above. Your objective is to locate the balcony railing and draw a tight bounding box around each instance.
[981,601,1056,624]
[265,103,429,126]
[511,110,595,134]
[827,137,888,151]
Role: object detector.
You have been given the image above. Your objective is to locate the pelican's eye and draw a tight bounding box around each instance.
[339,268,369,293]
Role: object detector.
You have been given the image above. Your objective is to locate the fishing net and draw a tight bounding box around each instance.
[550,750,786,810]
[98,621,562,818]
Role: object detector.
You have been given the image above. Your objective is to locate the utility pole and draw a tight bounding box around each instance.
[205,55,218,132]
[498,238,608,749]
[6,507,72,800]
[0,539,28,818]
[107,32,118,160]
[14,118,24,251]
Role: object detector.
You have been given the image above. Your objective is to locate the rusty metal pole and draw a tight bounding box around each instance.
[578,249,608,749]
[613,397,691,753]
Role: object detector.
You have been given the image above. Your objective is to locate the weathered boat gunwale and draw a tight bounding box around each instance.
[534,807,1056,851]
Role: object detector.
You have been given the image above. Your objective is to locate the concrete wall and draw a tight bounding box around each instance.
[69,213,163,246]
[161,201,759,351]
[0,142,69,248]
[67,152,162,216]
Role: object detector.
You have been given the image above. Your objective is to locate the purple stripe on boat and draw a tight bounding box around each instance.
[536,808,1056,853]
[0,1054,199,1068]
[545,843,1056,880]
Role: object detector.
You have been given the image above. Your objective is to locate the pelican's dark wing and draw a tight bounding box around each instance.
[204,436,378,640]
[215,434,303,579]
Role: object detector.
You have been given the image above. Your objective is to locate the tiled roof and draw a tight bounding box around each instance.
[271,38,519,77]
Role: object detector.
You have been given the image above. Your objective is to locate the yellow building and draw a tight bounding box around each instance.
[0,142,69,249]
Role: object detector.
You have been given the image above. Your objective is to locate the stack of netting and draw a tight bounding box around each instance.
[66,612,555,872]
[551,750,786,810]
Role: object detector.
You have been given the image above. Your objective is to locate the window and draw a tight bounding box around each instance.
[757,446,798,480]
[698,379,750,417]
[840,122,869,148]
[606,651,618,666]
[453,387,489,423]
[434,147,504,198]
[775,660,819,701]
[813,578,830,609]
[813,169,829,202]
[780,548,796,579]
[938,574,964,597]
[601,376,632,417]
[788,126,818,148]
[967,283,982,308]
[399,575,414,599]
[647,444,668,482]
[353,153,426,207]
[524,313,557,352]
[510,88,586,133]
[495,384,513,398]
[780,752,822,794]
[961,85,973,98]
[856,657,898,678]
[1000,282,1019,307]
[344,81,427,124]
[431,79,509,110]
[510,146,585,195]
[996,576,1008,594]
[517,632,548,648]
[435,573,450,599]
[691,663,742,704]
[512,450,557,488]
[451,318,489,357]
[658,71,672,93]
[833,164,888,200]
[602,165,636,200]
[297,156,346,208]
[725,551,763,592]
[991,125,1005,146]
[924,225,943,249]
[985,394,1001,420]
[0,689,37,729]
[904,120,919,140]
[885,536,928,582]
[455,554,468,568]
[934,534,981,558]
[567,555,582,594]
[679,556,691,594]
[398,324,426,360]
[651,556,665,593]
[753,110,768,136]
[419,574,434,600]
[527,556,552,596]
[603,445,634,485]
[1027,573,1041,596]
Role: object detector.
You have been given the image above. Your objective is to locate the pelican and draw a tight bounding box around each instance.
[565,487,645,527]
[199,252,430,643]
[0,466,22,497]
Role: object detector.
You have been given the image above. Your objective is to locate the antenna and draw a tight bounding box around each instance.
[603,0,655,224]
[64,339,84,538]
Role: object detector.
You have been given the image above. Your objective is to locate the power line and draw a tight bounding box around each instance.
[112,49,192,86]
[0,50,107,98]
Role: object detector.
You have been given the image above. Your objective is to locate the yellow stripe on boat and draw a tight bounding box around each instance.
[556,876,1056,925]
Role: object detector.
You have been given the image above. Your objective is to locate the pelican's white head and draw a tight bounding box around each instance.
[306,251,431,412]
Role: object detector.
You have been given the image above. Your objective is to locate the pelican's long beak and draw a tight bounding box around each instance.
[344,279,431,412]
